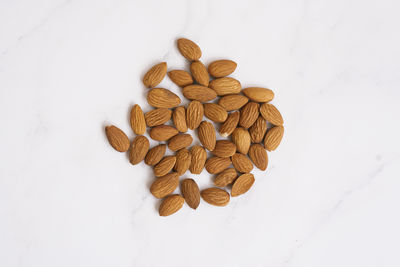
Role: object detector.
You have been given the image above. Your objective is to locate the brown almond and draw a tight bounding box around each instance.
[144,108,172,127]
[142,62,167,88]
[231,153,253,173]
[243,87,274,102]
[154,156,177,177]
[189,145,207,174]
[149,125,178,141]
[172,106,188,132]
[181,179,200,209]
[186,100,204,130]
[209,77,241,96]
[239,102,259,129]
[174,148,191,175]
[218,94,249,111]
[249,116,267,143]
[231,173,255,197]
[205,157,232,174]
[260,103,284,126]
[177,38,202,61]
[129,135,150,165]
[168,70,193,87]
[264,126,284,151]
[198,121,216,151]
[219,111,240,137]
[183,85,217,102]
[248,144,268,171]
[105,125,130,152]
[159,194,185,216]
[214,168,238,187]
[130,105,146,135]
[168,134,193,151]
[147,88,181,108]
[201,188,230,206]
[208,59,237,78]
[150,172,179,199]
[231,127,251,154]
[190,61,209,86]
[145,144,166,166]
[203,103,228,122]
[212,140,236,158]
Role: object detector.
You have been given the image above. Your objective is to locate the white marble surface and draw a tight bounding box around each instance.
[1,0,400,266]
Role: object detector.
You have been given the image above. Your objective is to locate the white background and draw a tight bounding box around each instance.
[1,0,399,266]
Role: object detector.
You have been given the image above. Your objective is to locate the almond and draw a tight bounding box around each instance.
[219,111,240,137]
[168,70,193,87]
[145,144,166,166]
[181,179,200,209]
[231,173,255,197]
[190,61,209,86]
[249,116,267,143]
[242,87,274,103]
[209,77,241,96]
[168,134,193,151]
[212,140,236,158]
[186,100,204,130]
[201,188,230,206]
[144,108,172,127]
[189,145,207,174]
[142,62,167,88]
[149,125,178,141]
[264,126,284,151]
[183,85,217,102]
[198,121,216,151]
[214,168,237,187]
[130,104,146,135]
[203,103,228,122]
[260,103,284,126]
[150,172,179,199]
[129,135,150,165]
[159,194,185,216]
[218,94,249,111]
[208,59,237,78]
[248,144,268,171]
[105,125,130,152]
[147,88,181,108]
[231,153,253,173]
[172,106,188,132]
[177,38,202,61]
[205,157,232,174]
[174,148,191,175]
[231,127,251,154]
[154,156,176,177]
[239,102,259,129]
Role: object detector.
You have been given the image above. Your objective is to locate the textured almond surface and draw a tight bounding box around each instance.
[239,102,259,129]
[231,153,253,173]
[204,103,228,123]
[174,148,191,175]
[205,157,232,174]
[154,156,176,177]
[186,100,204,130]
[168,70,193,87]
[219,111,240,137]
[249,116,267,143]
[129,135,150,165]
[231,127,251,154]
[260,103,284,126]
[105,125,130,152]
[149,125,179,141]
[218,94,249,111]
[159,194,185,216]
[189,145,207,174]
[172,106,188,132]
[177,38,202,61]
[209,77,241,96]
[142,62,167,88]
[183,85,217,102]
[214,168,237,187]
[198,121,216,151]
[248,144,268,171]
[130,104,146,135]
[201,188,230,206]
[144,108,172,127]
[190,61,209,86]
[231,173,255,197]
[145,144,166,166]
[264,126,284,151]
[208,59,237,78]
[168,134,193,151]
[242,87,274,102]
[147,88,181,108]
[181,179,200,209]
[212,140,236,158]
[150,172,179,199]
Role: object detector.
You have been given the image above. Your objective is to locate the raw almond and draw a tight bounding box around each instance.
[242,87,274,102]
[168,134,193,151]
[149,125,178,141]
[174,148,191,175]
[105,125,130,152]
[208,59,237,78]
[203,103,228,122]
[214,168,237,187]
[205,157,232,174]
[190,61,209,86]
[129,135,150,165]
[198,121,216,151]
[219,111,240,137]
[248,144,268,171]
[218,94,249,111]
[231,173,255,197]
[150,172,179,199]
[145,144,166,166]
[144,108,172,127]
[183,85,217,102]
[239,102,259,129]
[264,126,284,151]
[172,106,188,132]
[147,88,181,108]
[168,70,193,87]
[142,62,167,88]
[260,103,284,126]
[201,188,230,206]
[130,104,146,135]
[177,38,202,61]
[249,116,267,143]
[231,153,253,173]
[189,145,207,174]
[159,194,185,216]
[181,179,200,209]
[186,100,204,130]
[212,140,236,158]
[154,156,176,177]
[231,127,251,154]
[209,77,241,96]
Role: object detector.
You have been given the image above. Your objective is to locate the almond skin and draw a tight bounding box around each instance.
[218,94,249,111]
[249,116,267,143]
[260,103,284,126]
[198,121,216,151]
[248,144,268,171]
[168,134,193,151]
[231,127,251,154]
[209,77,241,96]
[186,100,204,130]
[205,157,232,174]
[129,135,150,165]
[231,153,253,173]
[189,145,207,174]
[144,108,172,127]
[149,125,179,141]
[174,148,191,175]
[242,87,274,103]
[154,156,177,177]
[212,140,236,158]
[142,62,167,88]
[239,102,259,129]
[214,168,238,187]
[231,173,255,197]
[172,106,188,132]
[159,194,185,216]
[181,179,200,209]
[201,188,230,206]
[183,85,217,102]
[130,104,146,135]
[264,126,284,151]
[190,61,209,86]
[177,38,202,61]
[105,125,130,152]
[145,144,166,166]
[168,70,193,87]
[150,172,179,199]
[208,59,237,78]
[147,88,181,108]
[219,111,240,137]
[203,103,228,123]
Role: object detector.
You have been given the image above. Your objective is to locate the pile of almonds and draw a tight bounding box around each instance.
[105,38,284,216]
